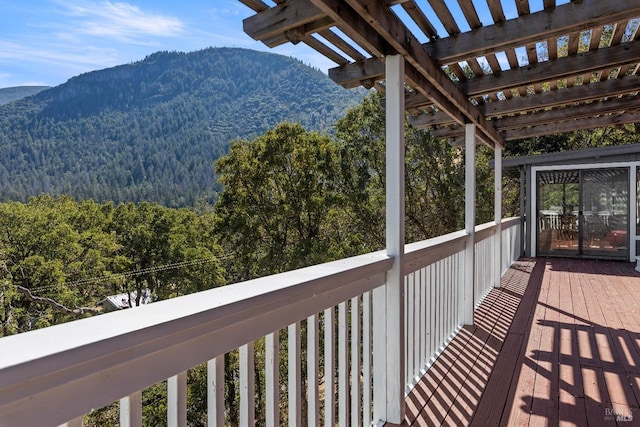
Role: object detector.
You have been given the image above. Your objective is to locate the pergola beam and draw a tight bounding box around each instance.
[466,42,640,96]
[503,111,640,140]
[428,98,640,140]
[427,0,640,65]
[341,0,503,147]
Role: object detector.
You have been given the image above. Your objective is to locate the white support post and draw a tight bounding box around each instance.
[307,314,319,427]
[464,123,476,325]
[494,144,502,286]
[208,357,224,427]
[167,372,187,427]
[266,331,280,427]
[630,164,637,263]
[120,391,142,427]
[239,343,255,427]
[381,53,406,424]
[288,322,302,427]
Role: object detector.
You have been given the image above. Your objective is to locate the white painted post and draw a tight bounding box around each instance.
[239,343,255,427]
[350,296,361,427]
[266,331,280,427]
[630,164,637,263]
[385,53,406,424]
[362,292,372,427]
[307,314,319,427]
[167,372,187,427]
[338,302,349,426]
[120,391,142,427]
[464,123,476,325]
[324,308,335,427]
[288,322,301,427]
[208,356,224,427]
[494,144,503,286]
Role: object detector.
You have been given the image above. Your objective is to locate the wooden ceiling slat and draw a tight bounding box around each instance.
[400,1,439,40]
[567,32,581,56]
[525,42,538,66]
[467,58,485,77]
[317,29,366,62]
[515,0,530,16]
[611,20,630,46]
[457,0,482,29]
[301,35,350,65]
[426,0,461,36]
[484,54,502,76]
[486,0,506,24]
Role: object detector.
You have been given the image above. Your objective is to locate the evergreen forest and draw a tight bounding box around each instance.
[0,48,363,207]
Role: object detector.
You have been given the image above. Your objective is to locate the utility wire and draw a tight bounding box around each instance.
[20,255,229,295]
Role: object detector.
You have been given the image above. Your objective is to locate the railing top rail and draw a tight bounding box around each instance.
[0,251,392,427]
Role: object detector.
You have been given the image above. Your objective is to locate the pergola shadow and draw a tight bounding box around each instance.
[403,258,640,426]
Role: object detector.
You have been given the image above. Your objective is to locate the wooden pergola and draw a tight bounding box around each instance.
[239,0,640,148]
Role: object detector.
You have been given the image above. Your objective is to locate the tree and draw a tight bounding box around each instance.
[214,121,343,282]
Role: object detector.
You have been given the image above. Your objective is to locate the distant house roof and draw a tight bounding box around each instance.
[99,289,153,311]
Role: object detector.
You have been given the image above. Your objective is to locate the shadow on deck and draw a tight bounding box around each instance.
[403,258,640,426]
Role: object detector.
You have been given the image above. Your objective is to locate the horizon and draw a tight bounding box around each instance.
[0,0,336,89]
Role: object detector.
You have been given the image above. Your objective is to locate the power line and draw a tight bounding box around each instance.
[24,255,229,295]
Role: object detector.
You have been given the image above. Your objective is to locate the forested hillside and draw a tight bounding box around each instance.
[0,48,363,206]
[0,86,50,105]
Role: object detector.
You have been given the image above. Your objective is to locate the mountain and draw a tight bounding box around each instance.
[0,86,50,105]
[0,48,363,207]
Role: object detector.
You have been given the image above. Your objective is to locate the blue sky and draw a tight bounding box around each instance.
[0,0,336,88]
[0,0,573,89]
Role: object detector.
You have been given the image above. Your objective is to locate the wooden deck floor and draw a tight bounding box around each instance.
[403,258,640,426]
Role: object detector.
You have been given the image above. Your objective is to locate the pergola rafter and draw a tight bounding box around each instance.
[239,0,640,144]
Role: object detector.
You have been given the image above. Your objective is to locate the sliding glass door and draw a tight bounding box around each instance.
[537,167,629,259]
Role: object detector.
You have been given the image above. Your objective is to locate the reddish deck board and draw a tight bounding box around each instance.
[400,258,640,427]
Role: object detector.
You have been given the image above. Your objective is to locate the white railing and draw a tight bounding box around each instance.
[0,219,521,427]
[403,217,521,392]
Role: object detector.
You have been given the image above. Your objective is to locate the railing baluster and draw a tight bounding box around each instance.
[362,291,372,427]
[167,371,187,427]
[120,390,142,427]
[420,267,427,373]
[338,301,349,425]
[408,272,414,380]
[239,342,255,427]
[350,295,361,427]
[288,322,301,426]
[208,356,224,427]
[324,307,335,427]
[308,314,319,427]
[266,331,280,427]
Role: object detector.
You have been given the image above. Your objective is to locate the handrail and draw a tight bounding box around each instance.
[0,251,392,427]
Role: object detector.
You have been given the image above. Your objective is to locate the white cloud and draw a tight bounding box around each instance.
[53,0,185,42]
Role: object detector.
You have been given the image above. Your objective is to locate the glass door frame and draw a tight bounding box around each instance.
[531,161,639,261]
